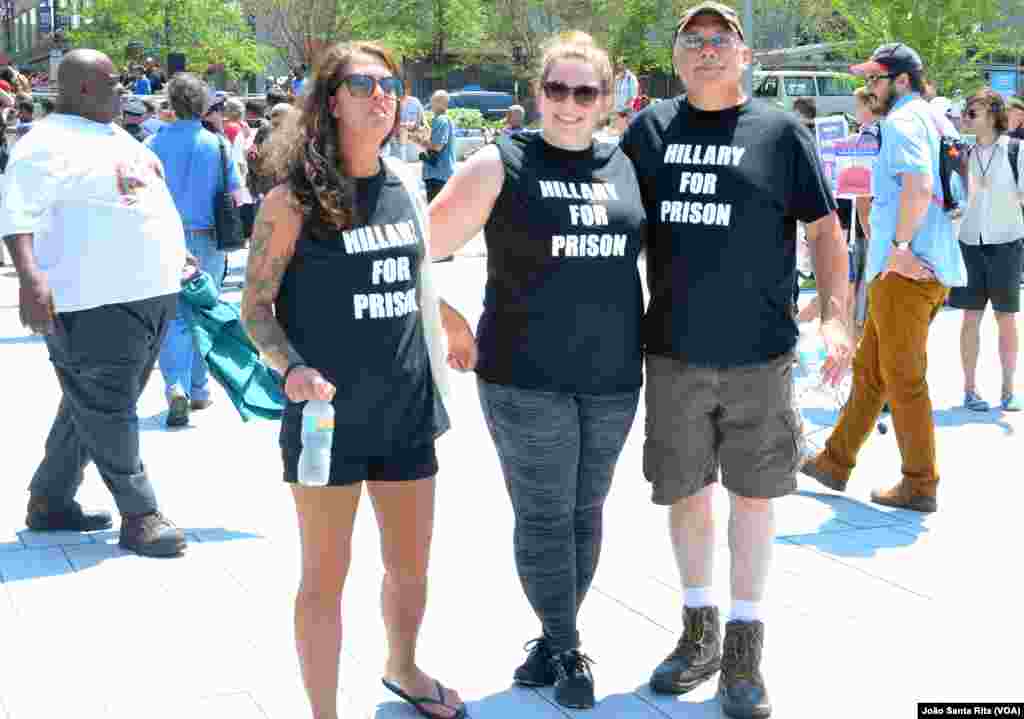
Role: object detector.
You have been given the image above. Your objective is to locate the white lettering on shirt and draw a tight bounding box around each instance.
[343,221,419,254]
[352,288,419,320]
[551,234,628,257]
[538,180,620,201]
[662,144,746,167]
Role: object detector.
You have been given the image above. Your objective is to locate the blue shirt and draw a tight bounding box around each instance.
[134,77,152,95]
[424,113,456,181]
[866,94,966,288]
[146,121,242,231]
[141,117,166,136]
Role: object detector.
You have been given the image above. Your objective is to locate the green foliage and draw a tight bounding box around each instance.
[66,0,271,78]
[824,0,1024,96]
[446,107,487,129]
[353,0,493,65]
[604,0,677,73]
[424,108,487,129]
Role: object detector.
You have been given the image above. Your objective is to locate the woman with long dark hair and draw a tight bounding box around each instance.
[241,41,474,719]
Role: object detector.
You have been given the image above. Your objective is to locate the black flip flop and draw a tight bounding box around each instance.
[381,678,468,719]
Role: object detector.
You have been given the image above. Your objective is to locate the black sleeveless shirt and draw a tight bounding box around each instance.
[275,166,449,457]
[476,133,646,394]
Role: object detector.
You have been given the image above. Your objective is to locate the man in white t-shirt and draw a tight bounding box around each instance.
[0,49,189,558]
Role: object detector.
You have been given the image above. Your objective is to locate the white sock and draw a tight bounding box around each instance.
[730,599,764,623]
[684,586,715,608]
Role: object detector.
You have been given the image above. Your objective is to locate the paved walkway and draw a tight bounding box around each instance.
[0,256,1019,718]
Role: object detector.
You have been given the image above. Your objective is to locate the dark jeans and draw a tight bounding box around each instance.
[29,294,176,517]
[478,379,640,653]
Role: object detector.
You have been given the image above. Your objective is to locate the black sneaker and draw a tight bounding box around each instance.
[719,620,771,719]
[550,649,595,710]
[650,605,722,694]
[513,637,556,687]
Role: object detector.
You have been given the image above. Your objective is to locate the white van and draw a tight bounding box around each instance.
[753,71,857,117]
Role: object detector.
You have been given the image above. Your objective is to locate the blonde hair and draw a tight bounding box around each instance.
[538,31,613,94]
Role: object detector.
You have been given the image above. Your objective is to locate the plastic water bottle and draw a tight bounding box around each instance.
[795,329,845,409]
[298,400,334,487]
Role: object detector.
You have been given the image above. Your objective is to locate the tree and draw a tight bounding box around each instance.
[353,0,492,68]
[245,0,339,67]
[67,0,270,78]
[824,0,1024,94]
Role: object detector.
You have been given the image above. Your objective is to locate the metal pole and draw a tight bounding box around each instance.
[743,0,754,95]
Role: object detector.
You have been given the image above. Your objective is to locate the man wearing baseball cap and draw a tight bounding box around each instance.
[621,3,851,716]
[121,98,151,142]
[803,44,966,514]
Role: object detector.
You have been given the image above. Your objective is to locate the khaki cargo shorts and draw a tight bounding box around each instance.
[643,352,804,505]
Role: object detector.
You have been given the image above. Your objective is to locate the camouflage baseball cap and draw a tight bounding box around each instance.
[675,2,745,41]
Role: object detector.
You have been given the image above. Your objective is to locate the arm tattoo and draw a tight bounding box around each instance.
[241,210,305,374]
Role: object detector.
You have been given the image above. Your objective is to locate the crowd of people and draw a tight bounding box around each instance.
[0,2,1020,718]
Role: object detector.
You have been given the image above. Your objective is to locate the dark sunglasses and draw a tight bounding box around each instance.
[542,81,603,107]
[329,73,403,99]
[864,73,895,85]
[675,32,739,51]
[965,108,982,120]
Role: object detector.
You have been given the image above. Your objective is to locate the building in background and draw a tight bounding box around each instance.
[0,0,84,75]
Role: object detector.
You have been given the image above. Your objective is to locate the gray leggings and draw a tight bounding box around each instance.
[478,379,640,654]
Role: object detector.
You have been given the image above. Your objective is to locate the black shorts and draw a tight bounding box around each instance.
[282,441,438,487]
[948,240,1022,314]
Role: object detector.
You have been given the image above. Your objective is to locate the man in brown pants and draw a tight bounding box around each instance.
[802,43,967,513]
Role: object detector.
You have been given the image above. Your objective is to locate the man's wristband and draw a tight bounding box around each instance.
[282,362,307,387]
[892,240,910,250]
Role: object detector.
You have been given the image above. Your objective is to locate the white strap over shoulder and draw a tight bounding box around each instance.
[382,156,451,400]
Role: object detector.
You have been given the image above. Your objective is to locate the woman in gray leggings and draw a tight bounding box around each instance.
[426,31,647,710]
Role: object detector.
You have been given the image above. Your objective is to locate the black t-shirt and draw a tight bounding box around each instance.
[477,133,647,394]
[621,97,836,367]
[275,166,449,457]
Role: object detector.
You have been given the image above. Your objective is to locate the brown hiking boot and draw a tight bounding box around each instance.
[26,497,112,532]
[119,512,187,557]
[871,479,937,513]
[719,620,771,719]
[650,606,722,694]
[799,452,848,492]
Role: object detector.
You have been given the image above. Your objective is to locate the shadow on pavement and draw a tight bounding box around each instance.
[801,406,840,428]
[933,407,1015,434]
[783,491,927,558]
[0,334,43,344]
[375,688,530,719]
[629,686,722,717]
[138,410,199,432]
[0,528,264,582]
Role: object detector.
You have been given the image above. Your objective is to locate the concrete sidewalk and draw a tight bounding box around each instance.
[0,256,1020,719]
